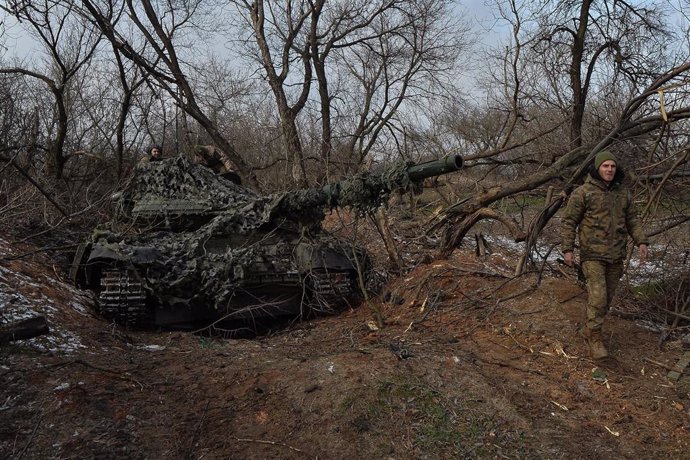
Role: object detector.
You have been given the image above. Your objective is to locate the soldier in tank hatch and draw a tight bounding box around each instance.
[139,144,163,165]
[191,144,242,185]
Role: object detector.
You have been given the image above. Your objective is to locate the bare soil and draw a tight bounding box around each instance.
[2,227,690,459]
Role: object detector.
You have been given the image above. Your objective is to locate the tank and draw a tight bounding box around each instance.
[69,154,463,328]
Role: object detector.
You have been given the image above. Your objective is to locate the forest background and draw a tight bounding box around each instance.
[0,0,689,298]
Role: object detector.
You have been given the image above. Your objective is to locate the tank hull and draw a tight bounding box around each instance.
[72,226,366,328]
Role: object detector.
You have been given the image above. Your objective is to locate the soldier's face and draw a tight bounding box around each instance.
[598,160,616,183]
[151,148,161,158]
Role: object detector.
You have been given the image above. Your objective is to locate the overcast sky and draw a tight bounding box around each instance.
[1,0,687,102]
[0,0,507,60]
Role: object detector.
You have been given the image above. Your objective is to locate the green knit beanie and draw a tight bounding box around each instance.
[594,151,617,169]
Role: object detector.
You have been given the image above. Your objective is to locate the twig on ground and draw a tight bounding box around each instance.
[16,403,56,460]
[502,328,534,353]
[479,270,537,301]
[643,357,676,372]
[497,285,538,303]
[475,357,545,375]
[559,290,586,304]
[186,400,210,457]
[234,437,305,454]
[35,359,145,389]
[1,243,79,261]
[536,244,558,285]
[404,291,442,333]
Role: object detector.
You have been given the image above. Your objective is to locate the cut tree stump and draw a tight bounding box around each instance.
[0,315,50,345]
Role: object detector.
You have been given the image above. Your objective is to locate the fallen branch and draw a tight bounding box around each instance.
[34,359,145,389]
[185,400,210,457]
[404,292,442,333]
[1,243,79,261]
[5,157,69,217]
[476,357,545,375]
[662,309,690,322]
[16,406,50,460]
[643,357,676,372]
[0,316,49,345]
[234,437,304,454]
[559,290,586,304]
[497,285,538,303]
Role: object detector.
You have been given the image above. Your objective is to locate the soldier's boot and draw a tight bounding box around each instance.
[579,327,609,360]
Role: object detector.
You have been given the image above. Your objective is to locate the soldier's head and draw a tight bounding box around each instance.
[595,151,617,184]
[192,145,210,163]
[149,145,163,160]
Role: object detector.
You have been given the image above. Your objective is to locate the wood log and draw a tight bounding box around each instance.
[668,351,690,382]
[0,315,50,345]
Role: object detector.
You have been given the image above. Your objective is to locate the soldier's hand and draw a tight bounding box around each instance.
[564,251,574,267]
[638,244,649,264]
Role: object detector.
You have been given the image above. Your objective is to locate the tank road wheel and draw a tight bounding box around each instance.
[98,268,149,328]
[305,269,359,314]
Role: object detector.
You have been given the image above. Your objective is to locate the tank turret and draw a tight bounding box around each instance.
[70,155,463,329]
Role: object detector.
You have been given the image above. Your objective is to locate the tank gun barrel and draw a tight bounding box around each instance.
[406,155,464,182]
[272,155,464,222]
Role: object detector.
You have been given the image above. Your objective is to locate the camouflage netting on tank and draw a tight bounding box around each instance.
[93,223,297,311]
[86,155,442,318]
[128,156,258,211]
[122,156,419,227]
[198,199,279,238]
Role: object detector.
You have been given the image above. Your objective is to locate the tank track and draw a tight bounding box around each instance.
[98,268,148,327]
[307,269,359,313]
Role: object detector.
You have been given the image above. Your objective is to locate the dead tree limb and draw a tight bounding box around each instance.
[2,156,68,217]
[233,437,304,454]
[371,208,403,271]
[1,243,79,261]
[439,62,690,260]
[0,316,49,345]
[436,207,526,258]
[516,193,567,274]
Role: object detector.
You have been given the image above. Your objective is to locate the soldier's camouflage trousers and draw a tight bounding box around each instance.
[582,260,624,332]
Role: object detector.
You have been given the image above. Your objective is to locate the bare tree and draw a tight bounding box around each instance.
[0,0,102,179]
[229,0,467,184]
[436,59,690,260]
[488,0,670,150]
[333,0,466,165]
[412,0,689,260]
[77,0,261,187]
[231,0,313,186]
[110,43,147,177]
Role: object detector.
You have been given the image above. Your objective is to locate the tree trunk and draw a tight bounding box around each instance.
[373,208,403,272]
[569,0,591,148]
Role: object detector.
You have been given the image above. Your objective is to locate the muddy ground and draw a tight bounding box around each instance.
[1,217,690,459]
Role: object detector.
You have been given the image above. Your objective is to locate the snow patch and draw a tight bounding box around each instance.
[70,302,90,315]
[1,241,92,354]
[136,344,166,351]
[54,383,70,391]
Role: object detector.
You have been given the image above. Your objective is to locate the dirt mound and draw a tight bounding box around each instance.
[2,236,690,458]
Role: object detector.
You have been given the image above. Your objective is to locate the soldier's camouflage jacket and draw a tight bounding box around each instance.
[561,169,648,263]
